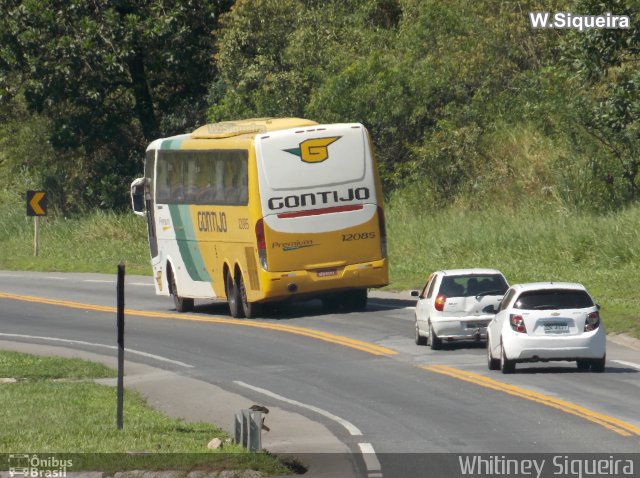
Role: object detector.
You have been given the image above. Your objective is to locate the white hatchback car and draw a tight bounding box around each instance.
[412,269,509,349]
[486,282,606,373]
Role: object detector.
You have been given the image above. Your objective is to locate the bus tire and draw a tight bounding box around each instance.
[321,295,342,313]
[170,270,193,312]
[238,274,261,319]
[343,289,367,312]
[226,273,244,318]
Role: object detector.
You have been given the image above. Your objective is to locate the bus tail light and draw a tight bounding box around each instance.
[435,294,446,311]
[378,207,387,258]
[256,219,268,270]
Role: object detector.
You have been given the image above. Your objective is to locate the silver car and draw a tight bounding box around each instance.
[412,269,509,349]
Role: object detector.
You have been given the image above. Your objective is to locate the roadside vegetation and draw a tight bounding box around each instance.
[386,197,640,337]
[0,1,638,337]
[0,191,637,337]
[0,351,290,474]
[0,188,149,275]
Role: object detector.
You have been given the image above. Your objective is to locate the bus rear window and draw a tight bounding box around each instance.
[258,127,367,191]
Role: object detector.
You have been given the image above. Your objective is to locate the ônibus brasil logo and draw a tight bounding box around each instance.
[284,136,341,163]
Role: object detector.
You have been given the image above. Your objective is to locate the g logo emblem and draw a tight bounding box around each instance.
[284,136,341,163]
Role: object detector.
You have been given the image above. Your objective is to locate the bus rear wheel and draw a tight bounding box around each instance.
[343,289,367,312]
[226,273,244,318]
[170,271,193,313]
[238,274,261,319]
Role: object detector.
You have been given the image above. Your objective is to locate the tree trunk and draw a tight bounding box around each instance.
[127,49,159,140]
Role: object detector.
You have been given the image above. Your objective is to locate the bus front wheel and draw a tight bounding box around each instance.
[170,271,194,313]
[226,273,244,318]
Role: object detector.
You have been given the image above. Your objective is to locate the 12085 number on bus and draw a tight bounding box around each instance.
[342,232,375,241]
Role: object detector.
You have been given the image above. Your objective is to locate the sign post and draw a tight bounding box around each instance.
[116,262,125,430]
[26,191,48,256]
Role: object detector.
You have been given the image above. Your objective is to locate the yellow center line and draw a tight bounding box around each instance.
[422,364,640,438]
[0,292,397,357]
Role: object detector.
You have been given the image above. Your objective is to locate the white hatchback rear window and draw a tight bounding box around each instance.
[515,290,594,310]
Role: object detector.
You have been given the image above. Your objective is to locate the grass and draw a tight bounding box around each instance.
[0,189,150,275]
[0,350,117,381]
[386,200,640,337]
[0,351,290,474]
[0,187,638,337]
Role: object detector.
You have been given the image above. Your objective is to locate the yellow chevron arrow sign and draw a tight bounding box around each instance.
[27,190,47,217]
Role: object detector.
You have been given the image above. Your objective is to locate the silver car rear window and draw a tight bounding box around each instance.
[439,274,508,298]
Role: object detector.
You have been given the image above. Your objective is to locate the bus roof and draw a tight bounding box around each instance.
[191,117,318,139]
[146,118,322,151]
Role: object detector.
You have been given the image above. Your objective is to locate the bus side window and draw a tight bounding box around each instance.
[185,157,199,202]
[197,155,214,203]
[169,157,184,203]
[213,158,225,203]
[238,157,248,205]
[156,159,170,203]
[224,159,238,204]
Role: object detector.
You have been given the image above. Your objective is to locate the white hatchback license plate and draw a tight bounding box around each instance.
[544,323,569,333]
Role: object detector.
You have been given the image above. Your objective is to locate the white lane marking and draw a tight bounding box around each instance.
[358,442,382,472]
[233,380,362,436]
[45,276,67,280]
[613,360,640,371]
[83,279,115,284]
[130,282,154,287]
[0,333,194,368]
[368,474,383,478]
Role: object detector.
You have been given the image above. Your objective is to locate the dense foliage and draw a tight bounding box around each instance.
[1,0,638,213]
[0,0,232,212]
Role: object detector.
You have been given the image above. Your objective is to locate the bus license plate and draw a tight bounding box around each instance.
[544,323,569,333]
[317,269,337,277]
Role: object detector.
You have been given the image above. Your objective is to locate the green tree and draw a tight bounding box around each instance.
[561,0,640,204]
[0,0,232,211]
[208,0,394,121]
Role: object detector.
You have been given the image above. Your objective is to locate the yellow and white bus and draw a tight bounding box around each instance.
[131,118,388,317]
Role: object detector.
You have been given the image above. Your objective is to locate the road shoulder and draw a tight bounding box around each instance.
[0,340,358,478]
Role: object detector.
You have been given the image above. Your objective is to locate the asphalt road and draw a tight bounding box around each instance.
[1,271,639,478]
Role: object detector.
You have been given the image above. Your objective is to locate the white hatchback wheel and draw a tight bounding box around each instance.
[500,340,516,374]
[487,336,500,370]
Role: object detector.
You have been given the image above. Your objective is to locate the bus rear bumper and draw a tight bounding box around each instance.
[256,259,389,302]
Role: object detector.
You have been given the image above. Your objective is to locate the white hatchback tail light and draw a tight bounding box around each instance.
[585,311,600,331]
[510,314,527,334]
